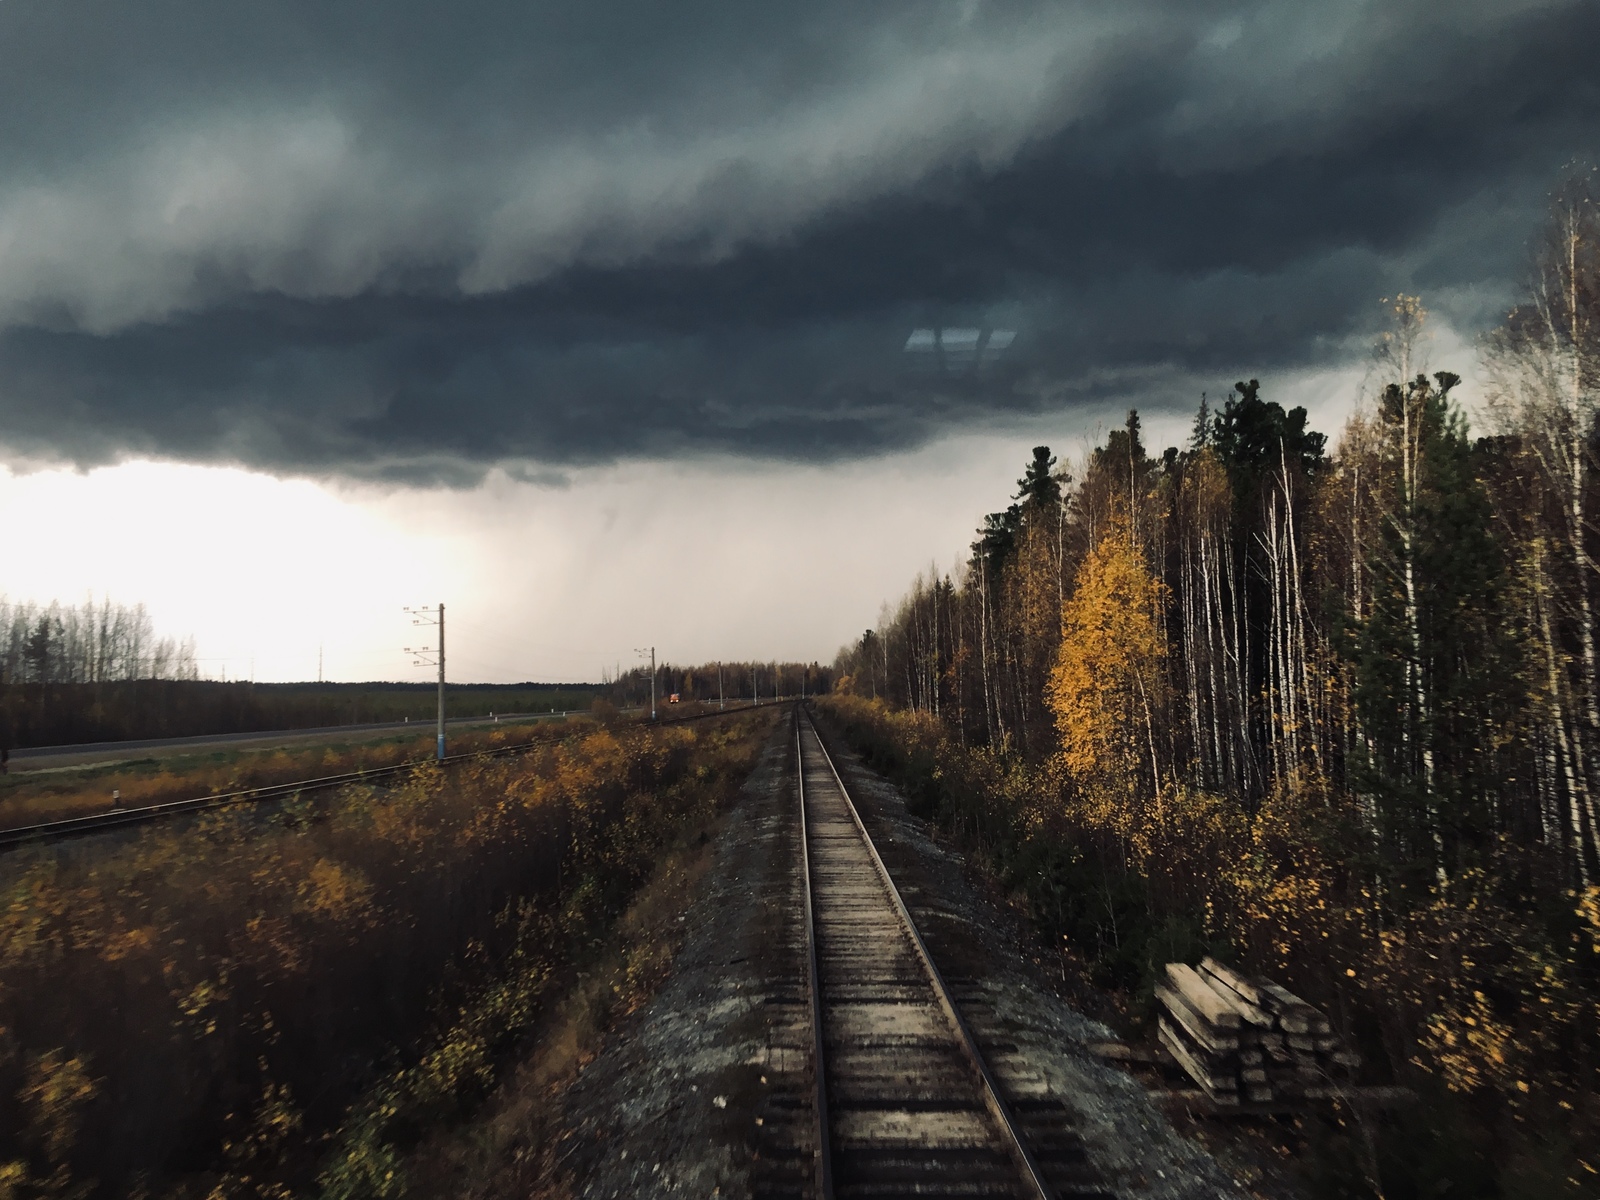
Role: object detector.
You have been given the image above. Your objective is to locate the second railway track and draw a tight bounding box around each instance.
[778,710,1111,1200]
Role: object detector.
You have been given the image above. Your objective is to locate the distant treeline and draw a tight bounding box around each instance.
[599,659,833,710]
[0,680,599,750]
[0,596,198,684]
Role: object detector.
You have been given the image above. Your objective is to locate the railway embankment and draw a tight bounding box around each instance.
[494,707,1256,1199]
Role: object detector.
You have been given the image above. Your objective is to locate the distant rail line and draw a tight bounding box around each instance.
[772,709,1110,1199]
[0,702,772,851]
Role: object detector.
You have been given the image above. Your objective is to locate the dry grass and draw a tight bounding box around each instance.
[0,709,776,1199]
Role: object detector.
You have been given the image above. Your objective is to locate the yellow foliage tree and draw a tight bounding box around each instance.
[1046,516,1168,798]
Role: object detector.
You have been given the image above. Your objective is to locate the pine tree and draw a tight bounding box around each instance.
[1016,446,1062,513]
[1345,372,1522,899]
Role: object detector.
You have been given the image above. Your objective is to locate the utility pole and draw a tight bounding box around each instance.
[718,661,724,710]
[438,606,446,758]
[634,646,656,720]
[405,604,447,760]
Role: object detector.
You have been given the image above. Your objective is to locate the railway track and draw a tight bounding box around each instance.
[769,710,1111,1200]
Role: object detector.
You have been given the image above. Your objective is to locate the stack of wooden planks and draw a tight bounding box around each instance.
[1155,958,1360,1106]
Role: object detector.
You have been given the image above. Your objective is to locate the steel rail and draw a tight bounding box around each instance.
[795,718,836,1200]
[801,708,1055,1200]
[0,703,766,850]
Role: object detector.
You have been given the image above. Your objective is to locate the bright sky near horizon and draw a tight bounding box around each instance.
[0,432,1091,685]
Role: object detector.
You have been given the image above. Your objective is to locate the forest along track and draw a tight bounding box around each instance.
[784,710,1112,1200]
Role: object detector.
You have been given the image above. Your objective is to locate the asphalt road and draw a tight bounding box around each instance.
[8,712,579,773]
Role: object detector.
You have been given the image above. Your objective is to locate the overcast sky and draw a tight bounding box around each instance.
[0,0,1595,681]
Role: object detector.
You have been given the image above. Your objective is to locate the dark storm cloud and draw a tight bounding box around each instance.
[0,0,1595,478]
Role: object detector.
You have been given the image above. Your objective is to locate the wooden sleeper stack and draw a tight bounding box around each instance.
[1155,958,1359,1106]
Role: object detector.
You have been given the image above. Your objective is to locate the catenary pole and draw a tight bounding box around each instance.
[403,605,446,757]
[437,604,446,760]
